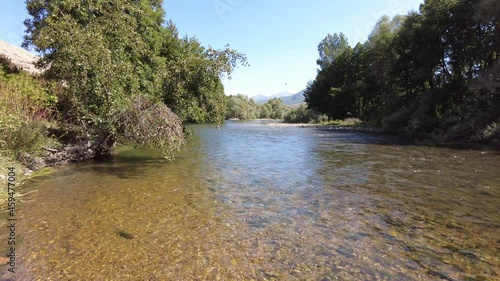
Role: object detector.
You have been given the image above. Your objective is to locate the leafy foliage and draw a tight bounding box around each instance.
[316,33,350,70]
[0,55,58,155]
[226,94,260,119]
[23,0,169,150]
[283,103,316,123]
[225,95,290,120]
[22,0,247,155]
[160,23,246,124]
[266,98,288,119]
[119,96,184,160]
[305,0,500,142]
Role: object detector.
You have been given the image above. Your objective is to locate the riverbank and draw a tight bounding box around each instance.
[7,121,499,280]
[266,122,384,132]
[267,121,500,149]
[0,142,96,205]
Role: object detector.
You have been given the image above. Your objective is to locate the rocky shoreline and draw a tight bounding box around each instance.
[0,143,97,199]
[18,143,97,171]
[266,122,500,150]
[266,122,385,132]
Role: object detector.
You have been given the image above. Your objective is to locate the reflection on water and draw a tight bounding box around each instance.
[2,120,499,280]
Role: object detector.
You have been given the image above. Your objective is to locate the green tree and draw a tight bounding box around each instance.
[316,33,349,70]
[304,0,500,142]
[225,94,259,119]
[266,98,288,119]
[23,0,169,154]
[161,22,247,124]
[389,0,499,135]
[305,36,356,119]
[283,103,315,123]
[259,103,272,119]
[23,0,248,155]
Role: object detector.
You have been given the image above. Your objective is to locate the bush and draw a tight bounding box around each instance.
[314,113,330,124]
[119,96,184,159]
[0,119,50,155]
[0,56,58,156]
[283,104,315,123]
[481,121,500,141]
[0,55,21,74]
[0,61,57,118]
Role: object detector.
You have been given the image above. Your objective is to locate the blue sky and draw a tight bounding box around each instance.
[1,0,424,97]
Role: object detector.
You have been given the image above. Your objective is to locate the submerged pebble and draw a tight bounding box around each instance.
[117,230,134,240]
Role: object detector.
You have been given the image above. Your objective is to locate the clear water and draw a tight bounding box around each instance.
[2,120,499,280]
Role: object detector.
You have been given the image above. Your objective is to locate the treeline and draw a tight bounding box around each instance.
[1,0,247,158]
[305,0,500,142]
[225,94,288,119]
[225,95,330,123]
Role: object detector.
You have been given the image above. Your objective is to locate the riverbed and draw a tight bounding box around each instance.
[2,120,499,280]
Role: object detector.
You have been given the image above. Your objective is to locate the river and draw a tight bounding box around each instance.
[2,120,499,280]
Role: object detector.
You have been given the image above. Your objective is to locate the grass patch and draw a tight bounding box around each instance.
[283,104,368,127]
[0,55,61,206]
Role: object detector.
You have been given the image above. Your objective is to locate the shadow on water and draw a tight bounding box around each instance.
[314,127,500,152]
[88,156,168,179]
[86,144,200,179]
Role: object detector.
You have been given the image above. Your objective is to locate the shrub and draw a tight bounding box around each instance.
[0,56,58,156]
[283,104,316,123]
[0,118,49,156]
[314,113,330,124]
[481,121,500,141]
[119,96,184,159]
[0,55,21,74]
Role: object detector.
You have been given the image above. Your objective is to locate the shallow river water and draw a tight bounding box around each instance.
[2,120,500,280]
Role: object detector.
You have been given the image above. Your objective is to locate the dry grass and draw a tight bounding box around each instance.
[319,118,364,126]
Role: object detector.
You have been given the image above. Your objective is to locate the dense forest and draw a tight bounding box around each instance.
[0,0,247,161]
[304,0,499,143]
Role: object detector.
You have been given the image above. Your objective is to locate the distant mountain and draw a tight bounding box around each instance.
[280,90,305,105]
[254,90,305,105]
[253,94,271,102]
[253,91,294,103]
[274,91,294,98]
